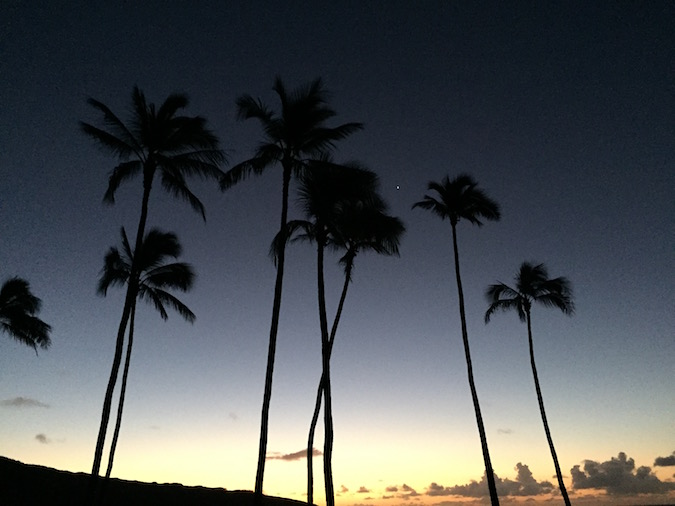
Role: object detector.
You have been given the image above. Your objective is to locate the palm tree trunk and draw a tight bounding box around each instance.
[526,312,571,506]
[255,163,292,497]
[89,293,132,491]
[307,260,353,504]
[105,303,136,479]
[317,239,334,506]
[451,224,499,506]
[92,171,152,479]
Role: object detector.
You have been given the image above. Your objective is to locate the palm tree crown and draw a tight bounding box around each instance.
[412,173,501,226]
[0,277,52,353]
[221,77,363,189]
[81,85,225,219]
[485,262,574,323]
[99,228,196,323]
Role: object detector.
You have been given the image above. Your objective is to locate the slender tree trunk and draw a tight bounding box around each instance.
[91,171,152,481]
[105,303,136,479]
[307,261,353,504]
[451,224,499,506]
[255,163,292,497]
[317,238,334,506]
[526,312,571,506]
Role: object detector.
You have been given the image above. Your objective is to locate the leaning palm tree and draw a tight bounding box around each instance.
[413,174,501,506]
[303,184,404,505]
[221,77,362,496]
[0,277,51,353]
[485,262,574,506]
[98,227,195,479]
[280,163,391,506]
[81,86,224,476]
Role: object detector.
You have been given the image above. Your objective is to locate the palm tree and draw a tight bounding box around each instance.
[280,163,395,506]
[81,86,224,476]
[98,227,195,479]
[0,277,51,353]
[303,183,404,505]
[485,262,574,506]
[221,77,362,496]
[413,174,501,506]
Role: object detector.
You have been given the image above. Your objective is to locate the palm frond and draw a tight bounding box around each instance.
[160,170,206,220]
[142,263,194,291]
[103,160,143,204]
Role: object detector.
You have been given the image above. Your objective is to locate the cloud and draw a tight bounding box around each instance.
[654,452,675,467]
[228,412,238,421]
[571,452,675,495]
[266,447,321,461]
[337,485,348,494]
[1,397,49,408]
[497,428,513,435]
[382,483,419,500]
[35,433,51,444]
[426,463,553,497]
[357,486,370,493]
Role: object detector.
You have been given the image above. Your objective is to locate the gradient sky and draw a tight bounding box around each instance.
[1,2,674,505]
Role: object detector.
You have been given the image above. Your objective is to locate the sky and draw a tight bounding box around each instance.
[1,1,674,505]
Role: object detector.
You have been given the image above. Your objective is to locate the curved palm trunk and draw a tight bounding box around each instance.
[92,171,152,480]
[255,163,292,497]
[451,224,499,506]
[526,312,571,506]
[316,238,335,506]
[307,260,353,504]
[105,303,136,479]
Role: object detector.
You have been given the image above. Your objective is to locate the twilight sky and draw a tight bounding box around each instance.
[1,2,674,505]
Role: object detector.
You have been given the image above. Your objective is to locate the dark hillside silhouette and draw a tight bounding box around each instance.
[0,456,311,506]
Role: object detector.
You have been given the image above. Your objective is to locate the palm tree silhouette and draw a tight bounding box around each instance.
[221,77,362,496]
[278,163,397,506]
[301,174,404,505]
[485,262,574,506]
[81,86,223,476]
[0,277,51,353]
[98,227,195,479]
[413,174,501,506]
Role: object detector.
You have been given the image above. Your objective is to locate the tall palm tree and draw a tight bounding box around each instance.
[0,277,51,353]
[485,262,574,506]
[281,163,391,506]
[303,188,405,505]
[413,174,501,506]
[81,86,224,476]
[98,227,195,479]
[221,77,362,496]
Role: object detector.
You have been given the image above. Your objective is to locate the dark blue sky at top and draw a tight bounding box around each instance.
[0,1,674,492]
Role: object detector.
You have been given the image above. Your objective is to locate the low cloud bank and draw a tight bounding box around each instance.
[571,452,675,495]
[426,463,553,497]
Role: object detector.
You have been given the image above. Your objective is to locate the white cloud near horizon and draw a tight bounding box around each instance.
[266,447,321,461]
[1,397,49,408]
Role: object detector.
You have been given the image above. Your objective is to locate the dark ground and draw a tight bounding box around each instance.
[0,456,311,506]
